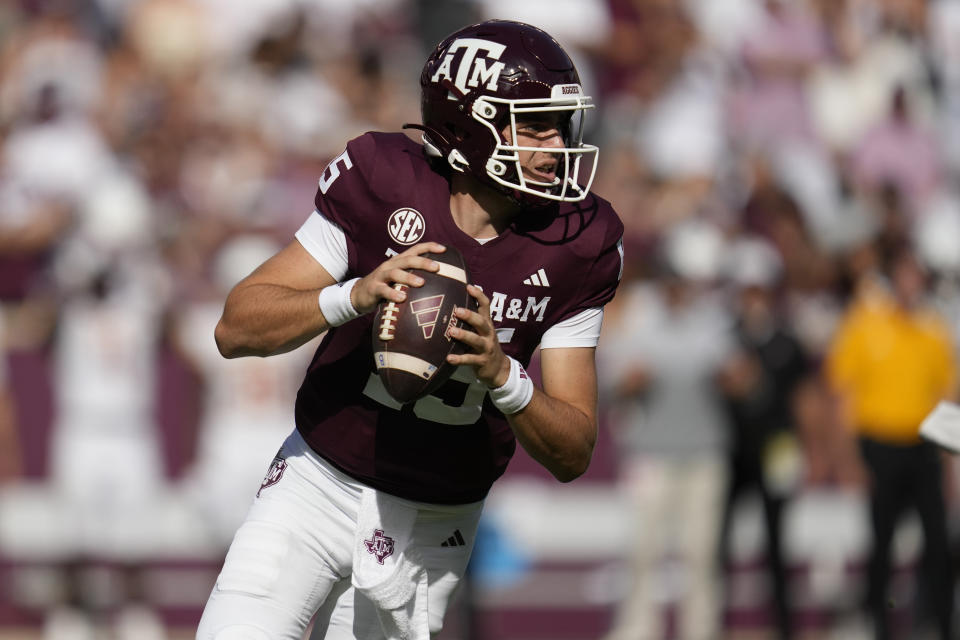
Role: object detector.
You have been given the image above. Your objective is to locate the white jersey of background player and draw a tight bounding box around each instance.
[37,247,170,640]
[176,235,314,545]
[49,249,168,558]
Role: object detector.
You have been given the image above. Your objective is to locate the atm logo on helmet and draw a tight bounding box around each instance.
[431,38,507,95]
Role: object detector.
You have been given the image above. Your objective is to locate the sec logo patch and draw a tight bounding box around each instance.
[388,208,426,245]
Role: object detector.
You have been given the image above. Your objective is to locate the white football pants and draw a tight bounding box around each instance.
[196,429,482,640]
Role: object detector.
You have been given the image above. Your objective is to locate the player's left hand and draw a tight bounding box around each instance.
[446,284,510,388]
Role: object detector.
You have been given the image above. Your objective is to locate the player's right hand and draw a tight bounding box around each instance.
[349,242,446,314]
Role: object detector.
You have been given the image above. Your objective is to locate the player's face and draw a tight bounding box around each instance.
[502,113,567,186]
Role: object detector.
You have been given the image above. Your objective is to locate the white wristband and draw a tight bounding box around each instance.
[318,277,361,327]
[488,356,535,415]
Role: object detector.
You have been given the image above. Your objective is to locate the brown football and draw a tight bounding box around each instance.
[372,246,477,404]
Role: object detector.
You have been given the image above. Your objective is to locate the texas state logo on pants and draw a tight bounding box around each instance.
[257,454,287,498]
[363,529,396,565]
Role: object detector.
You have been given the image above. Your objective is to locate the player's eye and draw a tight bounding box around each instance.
[517,113,572,138]
[517,122,560,139]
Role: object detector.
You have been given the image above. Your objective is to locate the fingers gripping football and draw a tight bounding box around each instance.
[350,243,446,314]
[447,284,511,388]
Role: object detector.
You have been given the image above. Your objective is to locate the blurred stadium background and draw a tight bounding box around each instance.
[2,0,960,638]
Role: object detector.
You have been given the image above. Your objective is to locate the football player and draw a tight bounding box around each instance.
[197,20,624,640]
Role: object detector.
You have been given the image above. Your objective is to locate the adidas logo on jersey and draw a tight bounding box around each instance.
[441,529,467,547]
[523,268,550,287]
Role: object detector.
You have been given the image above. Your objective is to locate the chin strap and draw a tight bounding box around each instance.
[402,123,469,172]
[402,123,445,153]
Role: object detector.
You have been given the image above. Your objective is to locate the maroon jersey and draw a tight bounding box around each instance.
[295,132,623,504]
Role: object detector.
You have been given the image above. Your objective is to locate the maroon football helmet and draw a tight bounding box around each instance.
[407,20,598,203]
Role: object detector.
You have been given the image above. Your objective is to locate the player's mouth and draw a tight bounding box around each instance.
[525,161,559,184]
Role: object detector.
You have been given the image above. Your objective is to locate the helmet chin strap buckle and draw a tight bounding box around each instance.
[447,149,469,173]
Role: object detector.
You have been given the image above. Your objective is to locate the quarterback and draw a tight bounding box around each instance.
[197,20,624,640]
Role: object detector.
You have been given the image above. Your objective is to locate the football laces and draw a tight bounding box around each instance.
[377,284,407,341]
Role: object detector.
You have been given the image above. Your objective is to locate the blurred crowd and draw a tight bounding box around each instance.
[2,0,960,638]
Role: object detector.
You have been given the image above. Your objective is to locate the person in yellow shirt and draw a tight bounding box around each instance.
[827,242,957,640]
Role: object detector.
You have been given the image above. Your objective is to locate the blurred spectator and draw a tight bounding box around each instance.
[716,236,810,640]
[0,8,117,310]
[728,0,829,152]
[1,83,112,206]
[741,172,842,359]
[0,10,104,127]
[636,46,728,183]
[593,0,699,118]
[826,242,957,640]
[807,0,936,155]
[600,219,734,640]
[43,249,170,640]
[848,85,943,213]
[21,74,173,632]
